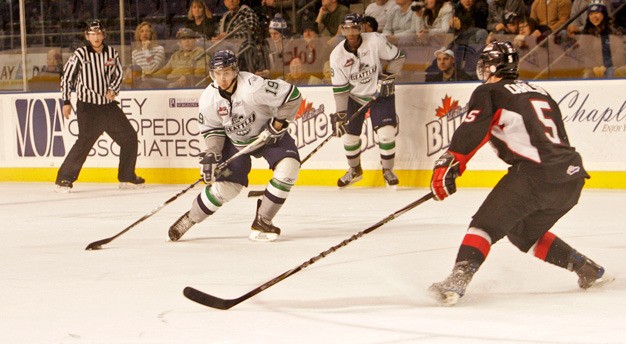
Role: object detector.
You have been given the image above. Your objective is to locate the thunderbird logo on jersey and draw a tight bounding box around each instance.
[425,95,468,156]
[226,112,255,136]
[350,64,377,84]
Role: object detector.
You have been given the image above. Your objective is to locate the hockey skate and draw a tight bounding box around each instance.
[250,212,281,242]
[337,165,363,188]
[119,176,145,189]
[54,180,73,193]
[168,211,195,241]
[568,252,615,289]
[429,261,479,306]
[382,168,399,189]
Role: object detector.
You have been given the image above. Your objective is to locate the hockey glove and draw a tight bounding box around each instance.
[430,151,460,201]
[199,151,222,183]
[261,118,289,146]
[330,111,347,137]
[375,73,396,98]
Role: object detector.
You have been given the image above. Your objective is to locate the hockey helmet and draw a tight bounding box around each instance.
[476,41,519,82]
[86,20,105,34]
[209,50,239,83]
[342,13,363,29]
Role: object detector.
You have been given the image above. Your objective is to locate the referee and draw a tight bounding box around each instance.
[55,20,144,193]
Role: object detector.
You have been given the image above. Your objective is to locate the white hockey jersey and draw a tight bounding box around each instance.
[330,32,405,105]
[198,71,301,148]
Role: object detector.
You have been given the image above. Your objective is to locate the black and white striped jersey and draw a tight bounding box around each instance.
[61,44,123,105]
[449,79,589,183]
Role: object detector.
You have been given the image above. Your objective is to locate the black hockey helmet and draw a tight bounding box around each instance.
[476,41,519,82]
[86,20,105,34]
[209,50,239,80]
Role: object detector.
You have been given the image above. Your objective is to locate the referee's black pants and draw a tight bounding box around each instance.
[56,101,138,184]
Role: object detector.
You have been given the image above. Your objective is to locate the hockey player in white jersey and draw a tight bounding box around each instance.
[168,50,302,242]
[330,13,406,188]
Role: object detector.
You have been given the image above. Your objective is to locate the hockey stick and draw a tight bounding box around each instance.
[246,99,376,197]
[183,191,434,310]
[85,134,269,250]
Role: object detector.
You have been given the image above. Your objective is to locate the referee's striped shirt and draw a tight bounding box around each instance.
[61,44,123,105]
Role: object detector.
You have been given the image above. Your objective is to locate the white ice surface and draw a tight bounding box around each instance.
[1,183,624,343]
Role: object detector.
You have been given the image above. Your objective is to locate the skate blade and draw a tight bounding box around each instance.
[429,285,461,307]
[248,230,278,242]
[588,274,616,289]
[119,182,146,190]
[338,175,363,189]
[54,186,71,193]
[385,183,397,191]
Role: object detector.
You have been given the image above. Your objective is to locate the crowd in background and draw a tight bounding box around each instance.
[0,0,625,91]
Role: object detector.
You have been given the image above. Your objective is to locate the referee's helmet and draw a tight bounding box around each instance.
[86,20,105,35]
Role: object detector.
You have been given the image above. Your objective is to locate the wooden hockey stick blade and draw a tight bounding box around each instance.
[183,192,434,309]
[85,179,202,250]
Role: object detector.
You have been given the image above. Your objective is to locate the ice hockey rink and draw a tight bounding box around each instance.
[1,182,624,343]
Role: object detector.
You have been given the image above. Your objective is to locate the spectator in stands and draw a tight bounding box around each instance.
[451,0,490,45]
[414,0,455,40]
[258,0,296,36]
[567,0,612,37]
[487,0,527,34]
[260,13,293,79]
[426,47,474,81]
[365,0,399,33]
[513,16,551,49]
[284,57,323,85]
[530,0,572,32]
[148,28,206,88]
[361,16,379,33]
[186,0,217,40]
[28,48,63,91]
[301,21,331,79]
[577,0,625,78]
[487,11,522,43]
[322,60,332,84]
[316,0,349,37]
[214,0,267,74]
[129,21,166,81]
[383,0,417,44]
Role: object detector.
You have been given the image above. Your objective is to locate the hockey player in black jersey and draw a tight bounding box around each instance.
[428,41,615,306]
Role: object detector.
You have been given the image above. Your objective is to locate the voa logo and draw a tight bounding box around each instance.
[15,98,66,157]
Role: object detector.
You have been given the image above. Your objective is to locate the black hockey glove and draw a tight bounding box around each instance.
[199,151,222,183]
[430,151,460,201]
[330,111,347,137]
[376,73,396,98]
[261,118,289,146]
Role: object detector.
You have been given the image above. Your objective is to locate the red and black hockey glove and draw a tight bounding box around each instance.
[430,151,460,201]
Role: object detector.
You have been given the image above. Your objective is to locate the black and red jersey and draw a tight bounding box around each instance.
[449,79,589,183]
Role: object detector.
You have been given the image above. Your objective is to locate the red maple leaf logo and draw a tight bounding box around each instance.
[435,95,459,118]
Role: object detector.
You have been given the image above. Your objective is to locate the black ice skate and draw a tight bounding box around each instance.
[568,251,615,289]
[169,211,195,241]
[429,261,480,306]
[119,176,146,189]
[337,165,363,188]
[250,214,281,242]
[54,180,73,193]
[250,200,281,242]
[382,168,399,188]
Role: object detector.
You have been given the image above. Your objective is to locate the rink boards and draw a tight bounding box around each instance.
[1,79,625,188]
